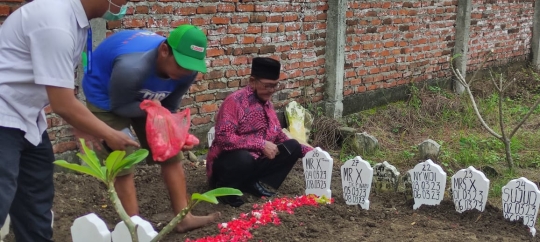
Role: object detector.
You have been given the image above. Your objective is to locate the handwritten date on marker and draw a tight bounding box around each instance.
[341,156,373,209]
[408,159,447,210]
[502,177,540,237]
[451,166,489,213]
[303,147,333,199]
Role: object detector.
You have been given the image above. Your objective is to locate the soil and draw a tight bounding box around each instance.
[4,160,539,242]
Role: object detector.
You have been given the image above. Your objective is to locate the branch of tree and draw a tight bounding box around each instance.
[455,69,503,139]
[489,70,501,92]
[467,51,493,86]
[509,97,540,138]
[503,77,517,92]
[497,75,507,142]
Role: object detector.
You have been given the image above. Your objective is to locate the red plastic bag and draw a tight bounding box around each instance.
[140,100,195,162]
[185,134,199,146]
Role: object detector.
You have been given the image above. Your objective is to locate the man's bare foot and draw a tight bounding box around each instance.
[175,212,221,233]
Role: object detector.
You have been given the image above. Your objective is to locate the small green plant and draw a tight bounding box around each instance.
[54,139,242,242]
[408,84,422,111]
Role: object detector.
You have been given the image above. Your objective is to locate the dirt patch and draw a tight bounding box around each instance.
[4,160,538,242]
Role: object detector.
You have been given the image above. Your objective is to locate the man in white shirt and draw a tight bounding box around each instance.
[0,0,139,241]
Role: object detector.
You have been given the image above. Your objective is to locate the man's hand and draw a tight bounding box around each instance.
[74,128,140,152]
[46,86,140,151]
[152,99,161,106]
[182,144,194,151]
[103,130,140,151]
[73,128,103,152]
[262,141,279,159]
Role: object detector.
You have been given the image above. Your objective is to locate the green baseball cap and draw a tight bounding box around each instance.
[167,25,208,74]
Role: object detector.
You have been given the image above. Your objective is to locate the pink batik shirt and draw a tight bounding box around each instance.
[206,85,312,179]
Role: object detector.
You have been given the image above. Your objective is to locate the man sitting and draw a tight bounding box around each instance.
[206,57,313,207]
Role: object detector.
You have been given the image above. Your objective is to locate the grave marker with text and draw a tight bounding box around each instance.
[341,156,373,209]
[303,147,333,199]
[372,161,400,192]
[451,166,489,213]
[502,177,540,236]
[207,126,215,147]
[408,159,447,210]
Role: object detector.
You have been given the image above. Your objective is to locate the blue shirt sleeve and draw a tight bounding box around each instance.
[161,72,197,113]
[108,53,148,118]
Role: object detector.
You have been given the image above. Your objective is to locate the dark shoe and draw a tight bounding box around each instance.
[218,195,244,207]
[243,182,276,198]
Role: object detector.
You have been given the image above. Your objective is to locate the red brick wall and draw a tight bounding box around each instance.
[467,0,534,71]
[343,0,457,96]
[343,0,457,97]
[1,0,536,157]
[0,0,23,25]
[106,1,329,127]
[342,0,534,97]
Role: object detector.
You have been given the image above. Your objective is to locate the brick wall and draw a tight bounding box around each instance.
[342,0,534,98]
[343,0,456,97]
[467,0,534,71]
[1,0,537,159]
[0,0,23,25]
[106,0,329,128]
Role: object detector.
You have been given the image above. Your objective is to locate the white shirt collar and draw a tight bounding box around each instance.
[70,0,90,29]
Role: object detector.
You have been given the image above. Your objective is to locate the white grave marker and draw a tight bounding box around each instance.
[451,166,490,213]
[341,156,373,209]
[111,215,158,242]
[207,126,215,147]
[501,177,540,236]
[71,213,111,242]
[303,147,333,199]
[372,161,400,192]
[408,159,447,210]
[285,101,309,144]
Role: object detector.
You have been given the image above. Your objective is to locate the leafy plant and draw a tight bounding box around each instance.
[451,51,540,169]
[54,139,242,242]
[153,187,242,242]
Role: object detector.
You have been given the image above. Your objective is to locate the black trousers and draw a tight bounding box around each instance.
[212,139,303,191]
[0,127,55,242]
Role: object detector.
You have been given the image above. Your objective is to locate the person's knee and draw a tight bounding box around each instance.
[160,160,186,178]
[216,150,253,166]
[212,150,255,181]
[115,169,135,180]
[236,150,255,164]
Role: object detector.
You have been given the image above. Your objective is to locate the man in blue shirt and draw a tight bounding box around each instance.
[80,24,220,232]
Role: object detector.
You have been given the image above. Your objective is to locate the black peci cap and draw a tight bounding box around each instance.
[251,57,281,80]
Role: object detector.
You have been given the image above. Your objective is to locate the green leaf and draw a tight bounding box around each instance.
[105,151,126,180]
[76,153,106,179]
[118,149,149,170]
[79,138,100,163]
[54,160,106,183]
[77,138,104,177]
[191,193,218,204]
[203,187,243,198]
[110,149,149,179]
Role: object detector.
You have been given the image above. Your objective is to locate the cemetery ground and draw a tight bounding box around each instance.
[5,65,540,242]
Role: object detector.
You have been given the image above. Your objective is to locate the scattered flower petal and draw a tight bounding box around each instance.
[186,195,332,242]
